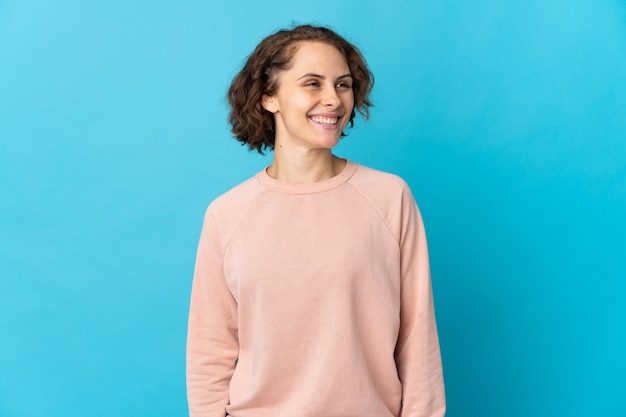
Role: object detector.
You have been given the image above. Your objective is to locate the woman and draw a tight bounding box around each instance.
[187,24,445,417]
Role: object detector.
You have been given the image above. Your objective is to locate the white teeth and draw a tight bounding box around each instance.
[310,116,339,126]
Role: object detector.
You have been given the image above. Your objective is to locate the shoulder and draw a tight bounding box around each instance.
[348,163,422,234]
[349,163,415,203]
[203,173,266,232]
[349,163,425,242]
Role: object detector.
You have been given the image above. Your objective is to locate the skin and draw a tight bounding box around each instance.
[261,41,355,183]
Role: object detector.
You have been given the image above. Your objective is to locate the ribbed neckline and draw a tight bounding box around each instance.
[256,160,358,194]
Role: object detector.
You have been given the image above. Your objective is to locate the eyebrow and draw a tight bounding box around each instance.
[297,73,353,81]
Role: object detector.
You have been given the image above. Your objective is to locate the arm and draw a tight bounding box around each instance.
[187,210,239,417]
[395,187,446,417]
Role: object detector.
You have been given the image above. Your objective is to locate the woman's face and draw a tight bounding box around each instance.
[262,41,354,153]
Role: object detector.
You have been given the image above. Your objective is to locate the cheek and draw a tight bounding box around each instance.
[285,93,311,110]
[344,95,355,113]
[345,90,355,107]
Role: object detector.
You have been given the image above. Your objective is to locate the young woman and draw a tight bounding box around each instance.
[187,24,446,417]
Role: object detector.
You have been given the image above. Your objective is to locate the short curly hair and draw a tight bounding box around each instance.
[227,24,374,154]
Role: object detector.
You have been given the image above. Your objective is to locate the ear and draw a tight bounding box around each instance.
[261,94,278,113]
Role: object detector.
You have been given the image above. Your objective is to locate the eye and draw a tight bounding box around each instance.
[304,80,321,87]
[336,81,352,89]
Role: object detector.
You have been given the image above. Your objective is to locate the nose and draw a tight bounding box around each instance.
[321,86,340,107]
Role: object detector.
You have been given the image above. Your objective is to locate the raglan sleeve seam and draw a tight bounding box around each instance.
[346,182,402,246]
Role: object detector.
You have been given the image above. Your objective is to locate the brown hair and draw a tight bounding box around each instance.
[227,24,374,153]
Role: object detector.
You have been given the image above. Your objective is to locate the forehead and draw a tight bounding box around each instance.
[288,41,350,72]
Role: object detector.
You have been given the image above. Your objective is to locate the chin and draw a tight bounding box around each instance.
[317,137,342,149]
[317,132,344,146]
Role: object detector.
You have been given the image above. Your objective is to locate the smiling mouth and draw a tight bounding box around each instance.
[310,115,340,126]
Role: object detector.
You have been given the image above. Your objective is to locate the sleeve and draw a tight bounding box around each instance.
[394,185,446,417]
[186,209,239,417]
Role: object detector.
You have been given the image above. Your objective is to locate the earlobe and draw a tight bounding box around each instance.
[261,94,278,113]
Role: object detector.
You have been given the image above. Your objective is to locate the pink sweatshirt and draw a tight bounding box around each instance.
[187,161,445,417]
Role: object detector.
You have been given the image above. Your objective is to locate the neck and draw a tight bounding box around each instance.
[266,148,346,183]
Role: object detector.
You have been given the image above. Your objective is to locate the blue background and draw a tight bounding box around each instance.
[1,1,625,416]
